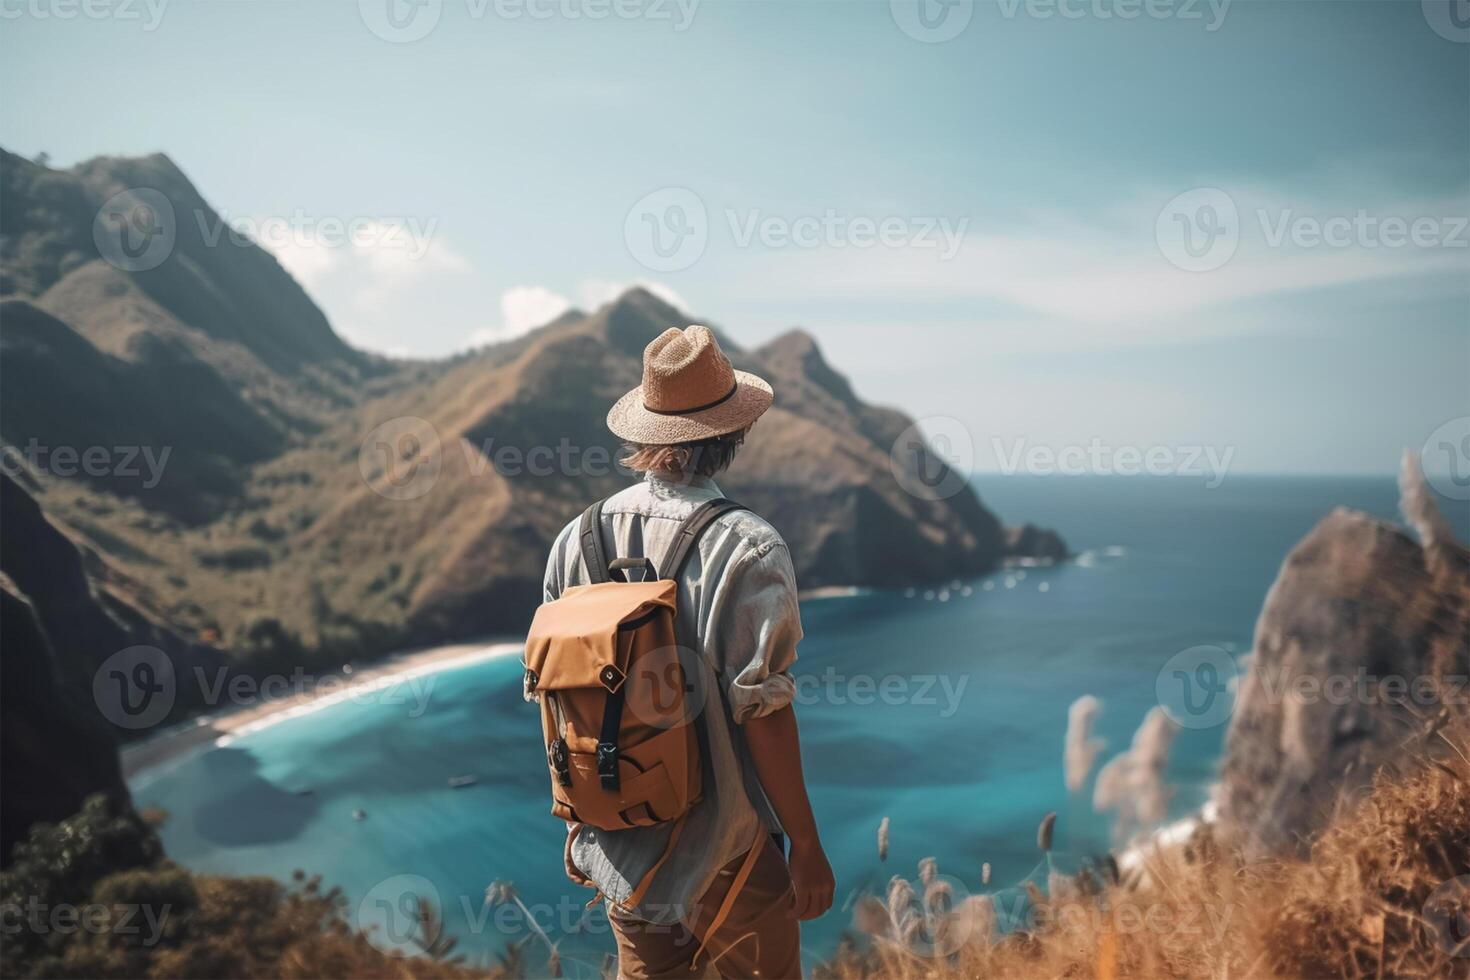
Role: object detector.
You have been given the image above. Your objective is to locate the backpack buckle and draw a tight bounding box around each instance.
[598,664,626,693]
[596,742,620,791]
[550,738,572,787]
[608,556,657,583]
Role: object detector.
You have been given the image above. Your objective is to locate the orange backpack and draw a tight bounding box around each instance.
[524,497,745,906]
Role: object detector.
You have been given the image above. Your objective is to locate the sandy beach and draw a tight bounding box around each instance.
[120,587,865,781]
[121,640,525,779]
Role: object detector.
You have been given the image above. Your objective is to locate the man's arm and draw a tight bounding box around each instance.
[744,705,835,920]
[714,541,832,919]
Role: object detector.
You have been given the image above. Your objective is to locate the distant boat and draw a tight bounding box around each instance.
[448,774,478,789]
[352,808,368,821]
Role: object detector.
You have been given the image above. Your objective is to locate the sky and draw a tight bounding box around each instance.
[2,0,1467,476]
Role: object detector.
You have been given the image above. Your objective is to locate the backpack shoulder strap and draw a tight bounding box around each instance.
[662,497,745,582]
[577,499,611,585]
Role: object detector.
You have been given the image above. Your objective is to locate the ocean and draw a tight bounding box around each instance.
[129,474,1461,975]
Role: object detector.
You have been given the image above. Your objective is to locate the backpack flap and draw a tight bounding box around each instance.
[523,578,678,693]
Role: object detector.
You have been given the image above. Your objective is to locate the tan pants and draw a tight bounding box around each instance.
[609,838,802,979]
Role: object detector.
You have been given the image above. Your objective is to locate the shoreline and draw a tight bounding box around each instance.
[123,585,869,781]
[797,584,868,600]
[1116,800,1219,878]
[121,640,524,781]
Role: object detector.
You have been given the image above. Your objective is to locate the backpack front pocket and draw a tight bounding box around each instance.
[547,719,700,828]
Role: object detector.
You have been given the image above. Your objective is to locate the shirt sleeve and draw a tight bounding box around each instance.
[710,543,802,724]
[543,524,568,603]
[529,527,569,703]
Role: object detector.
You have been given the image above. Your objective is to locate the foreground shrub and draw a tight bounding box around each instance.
[818,718,1470,980]
[0,797,492,979]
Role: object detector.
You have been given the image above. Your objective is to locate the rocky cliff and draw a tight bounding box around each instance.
[1216,454,1470,857]
[0,472,231,860]
[0,580,130,863]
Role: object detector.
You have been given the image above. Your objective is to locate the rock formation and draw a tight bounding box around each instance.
[1216,453,1470,857]
[1004,524,1070,564]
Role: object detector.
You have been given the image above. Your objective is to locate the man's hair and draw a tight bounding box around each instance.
[621,428,748,478]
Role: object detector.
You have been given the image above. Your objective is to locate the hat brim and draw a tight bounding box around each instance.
[607,370,773,443]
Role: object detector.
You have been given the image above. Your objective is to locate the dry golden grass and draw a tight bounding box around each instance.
[817,718,1470,980]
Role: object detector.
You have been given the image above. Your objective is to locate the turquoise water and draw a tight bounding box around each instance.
[130,475,1460,975]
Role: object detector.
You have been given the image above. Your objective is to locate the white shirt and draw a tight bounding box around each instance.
[539,471,801,921]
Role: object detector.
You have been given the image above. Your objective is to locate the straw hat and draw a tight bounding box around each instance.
[607,325,773,443]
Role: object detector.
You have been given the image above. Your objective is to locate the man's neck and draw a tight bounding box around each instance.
[645,470,721,494]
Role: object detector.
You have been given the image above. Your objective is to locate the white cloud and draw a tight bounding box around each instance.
[254,217,470,311]
[503,285,573,334]
[464,285,574,349]
[462,281,699,352]
[269,237,339,289]
[462,326,498,349]
[766,227,1460,325]
[743,183,1468,351]
[353,221,471,310]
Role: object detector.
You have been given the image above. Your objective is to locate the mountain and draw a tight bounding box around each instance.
[0,149,394,525]
[1216,454,1470,857]
[1,149,355,369]
[0,149,1063,758]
